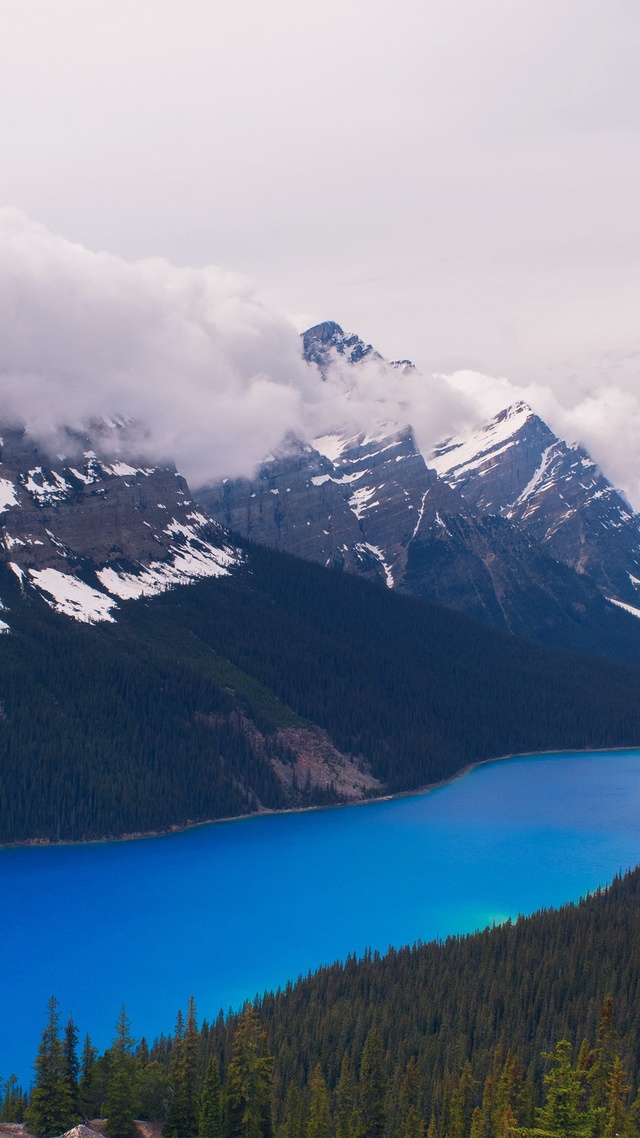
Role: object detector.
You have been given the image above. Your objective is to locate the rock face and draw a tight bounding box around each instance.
[198,322,640,659]
[199,420,633,656]
[430,402,640,607]
[0,426,239,624]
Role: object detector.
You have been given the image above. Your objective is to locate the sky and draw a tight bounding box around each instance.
[1,2,640,498]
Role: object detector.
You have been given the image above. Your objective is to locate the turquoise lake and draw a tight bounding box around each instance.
[3,748,640,1084]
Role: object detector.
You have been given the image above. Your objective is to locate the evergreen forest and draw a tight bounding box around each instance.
[3,543,640,843]
[5,868,640,1138]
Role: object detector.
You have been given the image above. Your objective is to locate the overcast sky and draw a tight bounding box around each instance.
[2,2,640,496]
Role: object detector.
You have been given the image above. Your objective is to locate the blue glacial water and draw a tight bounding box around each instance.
[3,748,640,1084]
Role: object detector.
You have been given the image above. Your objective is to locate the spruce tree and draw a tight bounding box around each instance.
[199,1055,223,1138]
[399,1057,424,1138]
[538,1041,590,1138]
[63,1015,80,1118]
[226,1002,274,1138]
[335,1055,356,1138]
[27,996,75,1138]
[307,1065,332,1138]
[355,1029,386,1138]
[104,1006,137,1138]
[283,1082,307,1138]
[165,997,200,1138]
[78,1034,98,1120]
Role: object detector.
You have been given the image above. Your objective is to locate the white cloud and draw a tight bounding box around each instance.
[0,210,310,484]
[2,210,640,511]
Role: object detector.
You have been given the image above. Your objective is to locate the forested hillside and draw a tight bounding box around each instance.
[3,543,640,843]
[8,869,640,1138]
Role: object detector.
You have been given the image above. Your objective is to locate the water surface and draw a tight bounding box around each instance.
[3,749,640,1084]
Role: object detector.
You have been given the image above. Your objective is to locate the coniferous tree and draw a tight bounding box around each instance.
[199,1055,223,1138]
[355,1029,386,1138]
[602,1056,630,1138]
[165,997,200,1138]
[538,1041,589,1138]
[0,1075,24,1123]
[27,996,75,1138]
[63,1015,80,1117]
[307,1065,332,1138]
[104,1006,137,1138]
[591,998,620,1113]
[283,1081,306,1138]
[226,1002,274,1138]
[135,1061,169,1125]
[399,1057,424,1138]
[78,1034,98,1120]
[335,1055,356,1138]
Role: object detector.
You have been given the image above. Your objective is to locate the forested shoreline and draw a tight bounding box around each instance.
[4,545,640,845]
[4,868,640,1138]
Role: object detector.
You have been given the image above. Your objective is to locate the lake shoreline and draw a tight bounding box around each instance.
[4,743,639,852]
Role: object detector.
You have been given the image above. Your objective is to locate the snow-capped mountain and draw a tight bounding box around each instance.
[0,426,239,626]
[430,402,640,609]
[199,418,640,660]
[302,320,416,377]
[198,321,640,662]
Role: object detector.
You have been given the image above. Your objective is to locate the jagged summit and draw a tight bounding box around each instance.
[429,403,640,606]
[302,321,381,375]
[0,425,239,626]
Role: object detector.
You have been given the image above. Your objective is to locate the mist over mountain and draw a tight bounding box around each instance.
[4,213,640,511]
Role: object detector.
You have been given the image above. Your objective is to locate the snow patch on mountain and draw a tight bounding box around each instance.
[0,479,18,512]
[429,402,534,484]
[28,568,118,623]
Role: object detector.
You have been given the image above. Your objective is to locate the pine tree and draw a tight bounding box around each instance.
[78,1034,98,1120]
[226,1002,274,1138]
[335,1054,356,1138]
[355,1029,386,1138]
[538,1040,590,1138]
[27,996,76,1138]
[307,1065,332,1138]
[165,997,200,1138]
[104,1006,137,1138]
[199,1055,223,1138]
[283,1081,306,1138]
[63,1016,80,1117]
[399,1057,424,1138]
[0,1075,24,1123]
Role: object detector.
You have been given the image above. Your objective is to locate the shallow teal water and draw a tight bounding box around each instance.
[3,749,640,1084]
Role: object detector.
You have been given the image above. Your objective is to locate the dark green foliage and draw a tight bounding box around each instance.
[17,875,640,1138]
[307,1065,332,1138]
[229,868,640,1121]
[104,1007,137,1138]
[335,1055,356,1138]
[63,1015,80,1117]
[165,997,200,1138]
[226,1003,274,1138]
[27,996,76,1138]
[283,1081,307,1138]
[78,1033,99,1119]
[3,541,640,842]
[355,1029,386,1138]
[199,1055,223,1138]
[0,1074,27,1123]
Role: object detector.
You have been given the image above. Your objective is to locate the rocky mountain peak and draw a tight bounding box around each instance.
[301,321,381,375]
[0,424,240,626]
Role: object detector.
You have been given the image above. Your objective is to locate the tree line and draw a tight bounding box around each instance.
[5,868,640,1138]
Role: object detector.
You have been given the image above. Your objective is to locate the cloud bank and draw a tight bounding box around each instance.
[2,211,640,510]
[0,210,312,484]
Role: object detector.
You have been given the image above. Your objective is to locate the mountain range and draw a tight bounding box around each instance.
[199,320,640,663]
[3,321,640,842]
